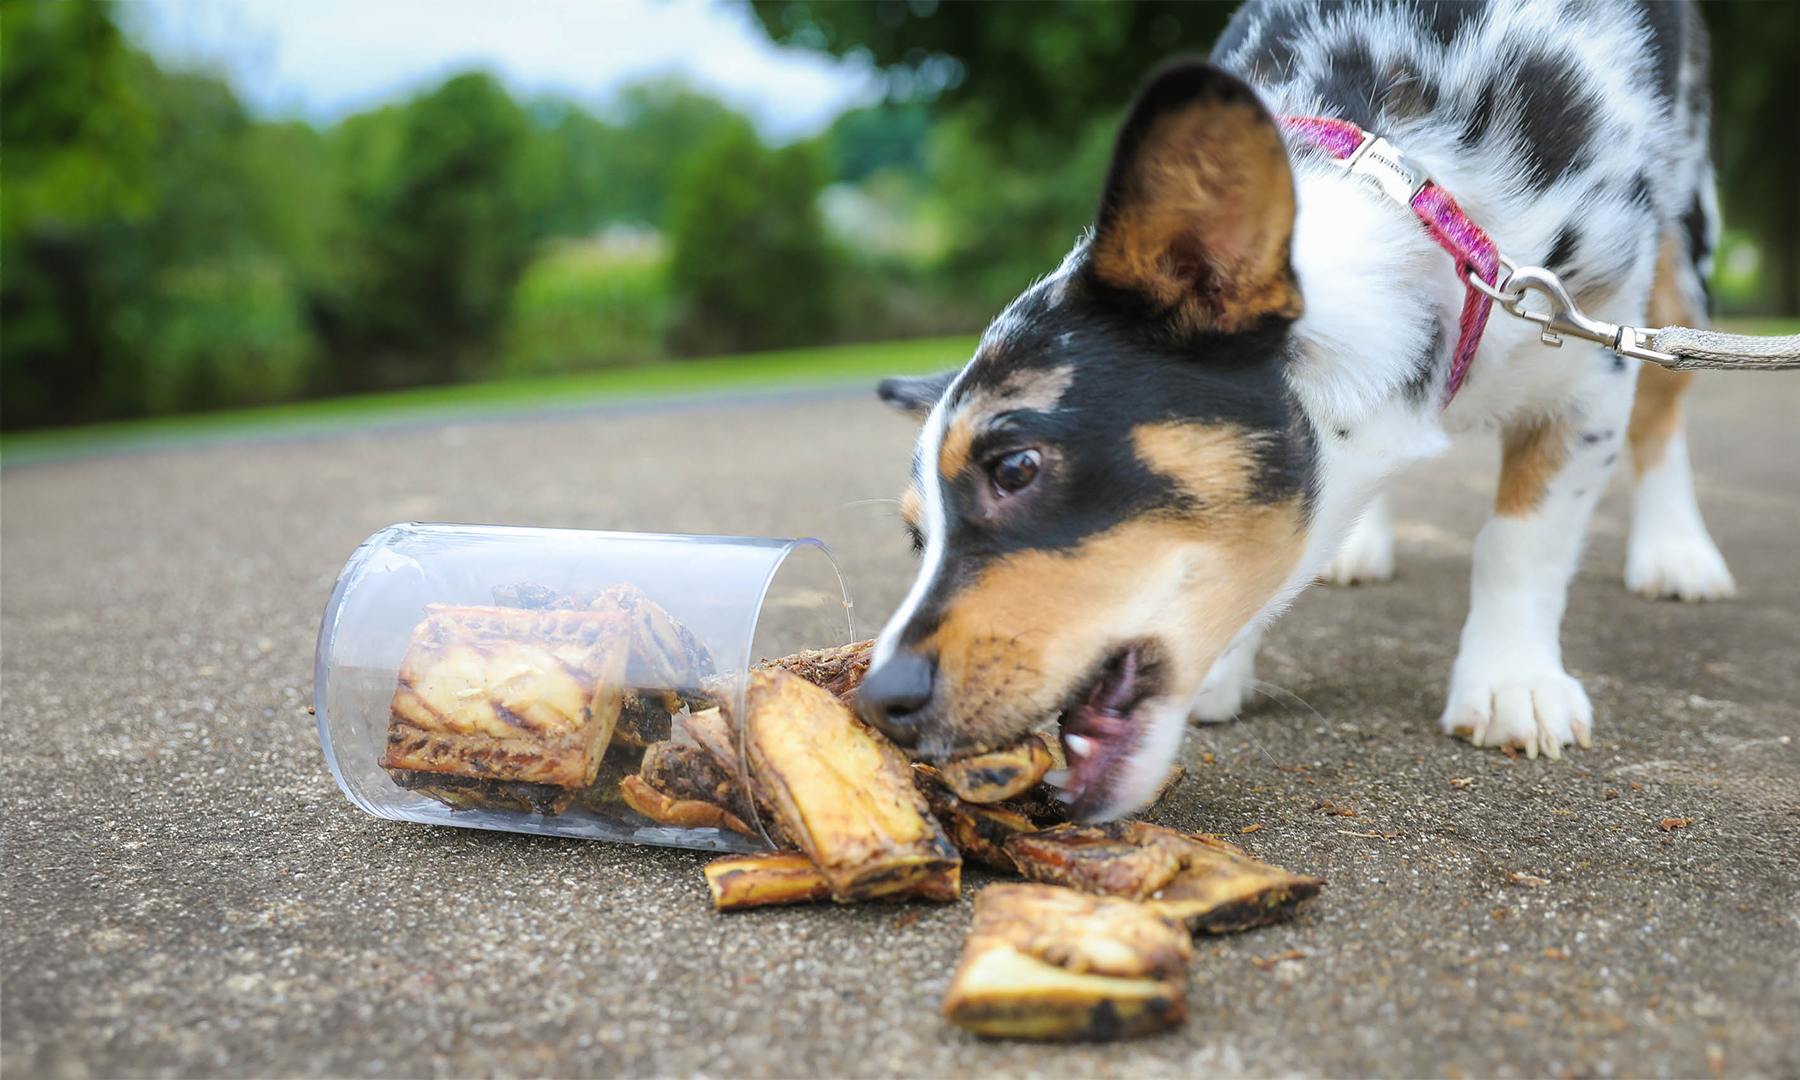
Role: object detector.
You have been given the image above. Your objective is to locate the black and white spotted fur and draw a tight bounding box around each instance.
[861,0,1734,819]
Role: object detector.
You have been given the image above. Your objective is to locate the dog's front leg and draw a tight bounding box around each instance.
[1440,400,1627,758]
[1191,624,1262,723]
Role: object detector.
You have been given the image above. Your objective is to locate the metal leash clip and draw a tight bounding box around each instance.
[1467,258,1681,367]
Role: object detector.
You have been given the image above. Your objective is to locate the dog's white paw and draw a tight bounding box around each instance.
[1320,495,1394,585]
[1439,665,1592,759]
[1191,636,1257,723]
[1625,528,1736,602]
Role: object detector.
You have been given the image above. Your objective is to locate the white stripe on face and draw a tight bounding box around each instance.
[873,366,970,669]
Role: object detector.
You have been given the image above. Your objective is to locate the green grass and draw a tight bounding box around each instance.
[0,335,979,466]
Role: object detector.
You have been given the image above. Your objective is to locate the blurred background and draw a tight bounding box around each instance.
[3,0,1795,433]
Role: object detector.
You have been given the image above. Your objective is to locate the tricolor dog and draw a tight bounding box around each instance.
[854,0,1734,820]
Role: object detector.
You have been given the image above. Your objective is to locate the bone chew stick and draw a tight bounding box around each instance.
[943,883,1191,1041]
[704,852,835,911]
[743,668,961,902]
[939,733,1057,804]
[1004,821,1325,933]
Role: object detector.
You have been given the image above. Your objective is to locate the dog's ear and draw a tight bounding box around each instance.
[877,371,956,419]
[1089,60,1301,335]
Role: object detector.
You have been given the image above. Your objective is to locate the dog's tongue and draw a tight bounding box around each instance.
[1054,648,1143,817]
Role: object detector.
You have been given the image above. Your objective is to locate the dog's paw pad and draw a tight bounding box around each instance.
[1440,669,1592,758]
[1625,531,1735,602]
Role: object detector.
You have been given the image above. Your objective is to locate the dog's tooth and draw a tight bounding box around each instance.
[1043,768,1072,789]
[1065,733,1096,760]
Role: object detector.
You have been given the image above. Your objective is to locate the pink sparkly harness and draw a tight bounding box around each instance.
[1279,116,1502,408]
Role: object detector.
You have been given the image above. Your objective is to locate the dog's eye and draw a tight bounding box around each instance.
[990,448,1041,496]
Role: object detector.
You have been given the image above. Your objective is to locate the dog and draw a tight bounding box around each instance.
[854,0,1734,821]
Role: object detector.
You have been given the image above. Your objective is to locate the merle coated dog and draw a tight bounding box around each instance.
[855,0,1731,820]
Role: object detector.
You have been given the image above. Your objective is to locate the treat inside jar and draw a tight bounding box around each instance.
[381,582,720,819]
[380,605,631,811]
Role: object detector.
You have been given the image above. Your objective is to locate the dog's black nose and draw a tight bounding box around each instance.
[855,651,936,748]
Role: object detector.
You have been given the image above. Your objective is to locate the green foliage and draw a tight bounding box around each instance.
[665,119,838,355]
[1701,3,1799,315]
[750,1,1233,152]
[500,236,671,375]
[923,109,1118,308]
[311,72,537,390]
[1,1,318,427]
[821,102,931,183]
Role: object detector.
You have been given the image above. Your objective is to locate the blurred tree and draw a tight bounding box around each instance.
[1,0,154,427]
[2,0,319,428]
[821,102,931,183]
[1701,3,1799,316]
[604,78,741,226]
[749,1,1232,153]
[311,72,536,390]
[665,118,837,354]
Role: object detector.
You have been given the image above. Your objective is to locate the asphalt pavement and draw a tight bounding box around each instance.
[3,363,1796,1078]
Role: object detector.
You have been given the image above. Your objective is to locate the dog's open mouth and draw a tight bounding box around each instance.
[1049,643,1159,819]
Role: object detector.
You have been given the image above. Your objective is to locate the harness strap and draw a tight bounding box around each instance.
[1279,116,1500,408]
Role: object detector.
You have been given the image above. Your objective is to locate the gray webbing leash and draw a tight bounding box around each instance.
[1469,257,1800,371]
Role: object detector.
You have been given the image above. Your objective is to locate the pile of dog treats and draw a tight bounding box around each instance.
[673,642,1325,1042]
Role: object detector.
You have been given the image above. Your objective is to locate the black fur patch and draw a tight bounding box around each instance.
[1545,225,1581,275]
[1380,57,1440,120]
[1459,80,1496,148]
[1509,53,1598,187]
[1410,0,1484,48]
[1681,193,1711,269]
[1636,0,1685,101]
[1404,315,1446,404]
[1626,171,1653,210]
[1314,40,1382,131]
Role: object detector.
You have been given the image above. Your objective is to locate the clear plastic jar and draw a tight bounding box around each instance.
[314,523,852,851]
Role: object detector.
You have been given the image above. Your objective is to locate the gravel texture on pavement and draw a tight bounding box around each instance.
[3,369,1797,1079]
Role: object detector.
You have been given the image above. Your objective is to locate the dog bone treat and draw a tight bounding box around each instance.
[939,733,1058,804]
[385,769,578,816]
[494,581,716,748]
[381,605,630,805]
[639,741,757,824]
[912,764,1038,870]
[704,851,836,910]
[1004,822,1324,933]
[755,638,875,704]
[942,883,1190,1041]
[619,773,753,835]
[744,668,962,901]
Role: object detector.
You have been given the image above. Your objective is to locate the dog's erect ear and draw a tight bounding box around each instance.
[1089,60,1301,335]
[877,371,956,418]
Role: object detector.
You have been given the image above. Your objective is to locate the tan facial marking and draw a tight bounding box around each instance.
[899,484,923,534]
[1495,416,1572,517]
[1090,101,1301,334]
[939,413,976,481]
[1628,234,1702,477]
[1131,422,1262,509]
[936,365,1075,481]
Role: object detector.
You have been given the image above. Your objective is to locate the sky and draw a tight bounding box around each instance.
[124,0,883,141]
